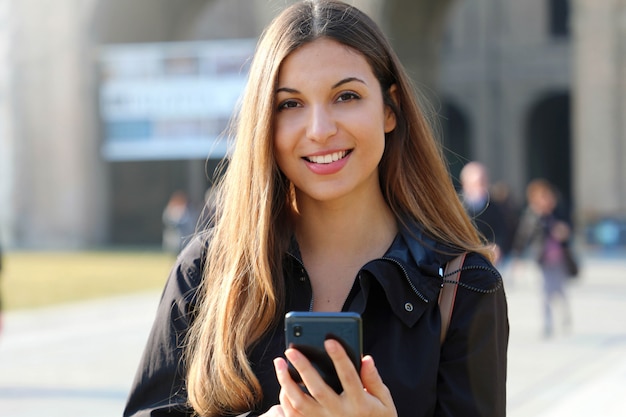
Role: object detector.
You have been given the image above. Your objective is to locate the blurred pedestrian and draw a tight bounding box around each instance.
[460,161,511,265]
[491,180,521,259]
[161,190,196,255]
[512,178,573,338]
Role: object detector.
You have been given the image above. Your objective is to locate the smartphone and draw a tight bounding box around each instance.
[284,311,362,394]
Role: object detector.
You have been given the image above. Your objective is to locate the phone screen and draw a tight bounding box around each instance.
[284,311,362,393]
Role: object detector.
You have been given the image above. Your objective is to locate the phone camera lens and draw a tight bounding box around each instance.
[293,325,302,337]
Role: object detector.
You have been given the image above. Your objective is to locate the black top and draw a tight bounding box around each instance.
[124,224,509,417]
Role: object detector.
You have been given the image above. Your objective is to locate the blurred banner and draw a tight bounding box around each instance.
[98,38,256,161]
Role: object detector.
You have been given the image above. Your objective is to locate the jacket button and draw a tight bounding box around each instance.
[404,302,414,312]
[299,276,306,282]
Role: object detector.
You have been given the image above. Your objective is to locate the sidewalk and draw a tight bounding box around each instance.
[0,292,161,417]
[0,256,624,416]
[504,256,626,417]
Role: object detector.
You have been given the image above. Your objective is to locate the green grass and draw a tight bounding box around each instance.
[1,250,176,311]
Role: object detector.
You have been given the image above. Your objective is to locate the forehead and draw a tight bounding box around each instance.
[530,186,553,199]
[277,38,374,83]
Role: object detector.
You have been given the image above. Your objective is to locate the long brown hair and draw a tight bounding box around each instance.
[186,1,489,415]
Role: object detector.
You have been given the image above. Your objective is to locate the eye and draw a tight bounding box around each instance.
[277,99,301,111]
[336,91,360,103]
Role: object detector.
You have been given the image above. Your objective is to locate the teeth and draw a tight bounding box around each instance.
[308,151,347,164]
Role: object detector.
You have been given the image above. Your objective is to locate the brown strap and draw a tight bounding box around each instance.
[439,253,467,344]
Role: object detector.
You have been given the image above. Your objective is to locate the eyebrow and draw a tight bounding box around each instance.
[276,76,367,94]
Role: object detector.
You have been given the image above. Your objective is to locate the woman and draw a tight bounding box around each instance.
[512,179,573,337]
[124,1,508,416]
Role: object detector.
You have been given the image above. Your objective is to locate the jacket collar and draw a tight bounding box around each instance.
[359,222,459,327]
[285,220,462,327]
[396,220,460,273]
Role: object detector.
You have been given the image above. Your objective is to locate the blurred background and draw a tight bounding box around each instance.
[0,0,624,251]
[0,0,625,416]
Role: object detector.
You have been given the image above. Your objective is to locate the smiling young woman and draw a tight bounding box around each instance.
[274,38,396,207]
[124,2,509,417]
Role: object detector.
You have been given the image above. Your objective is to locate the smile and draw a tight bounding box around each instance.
[304,150,351,164]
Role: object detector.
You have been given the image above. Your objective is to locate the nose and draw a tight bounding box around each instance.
[306,104,337,143]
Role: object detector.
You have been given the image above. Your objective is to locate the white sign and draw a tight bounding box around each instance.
[98,39,256,161]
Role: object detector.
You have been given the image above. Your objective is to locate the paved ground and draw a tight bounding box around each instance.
[504,255,626,417]
[0,291,159,416]
[0,255,625,416]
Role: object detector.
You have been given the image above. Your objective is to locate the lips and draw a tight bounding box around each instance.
[304,150,351,164]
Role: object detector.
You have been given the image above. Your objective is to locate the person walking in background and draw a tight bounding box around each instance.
[512,178,573,338]
[161,190,196,255]
[490,179,521,261]
[460,161,512,266]
[124,1,509,416]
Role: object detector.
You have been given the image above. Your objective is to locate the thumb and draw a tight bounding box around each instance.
[360,355,393,406]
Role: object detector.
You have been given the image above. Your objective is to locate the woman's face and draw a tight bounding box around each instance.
[530,188,556,215]
[273,38,396,206]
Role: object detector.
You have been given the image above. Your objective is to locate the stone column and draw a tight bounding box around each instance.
[10,0,107,248]
[618,0,626,212]
[0,0,15,246]
[573,0,626,225]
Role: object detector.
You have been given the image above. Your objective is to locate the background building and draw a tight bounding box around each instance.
[440,0,574,209]
[440,0,626,245]
[0,0,624,249]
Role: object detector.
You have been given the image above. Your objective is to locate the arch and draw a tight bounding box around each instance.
[525,91,572,220]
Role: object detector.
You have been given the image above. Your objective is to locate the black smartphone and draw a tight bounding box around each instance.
[284,311,362,394]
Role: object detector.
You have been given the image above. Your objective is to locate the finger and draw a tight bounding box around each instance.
[260,404,286,417]
[278,385,302,417]
[284,348,336,404]
[273,357,315,415]
[274,357,303,395]
[323,338,363,396]
[359,355,394,408]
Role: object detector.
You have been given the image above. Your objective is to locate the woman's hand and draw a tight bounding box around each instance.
[272,339,397,417]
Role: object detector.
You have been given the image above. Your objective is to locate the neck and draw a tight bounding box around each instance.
[294,193,398,261]
[292,189,398,312]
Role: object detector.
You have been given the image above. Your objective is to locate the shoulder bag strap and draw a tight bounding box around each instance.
[439,253,467,344]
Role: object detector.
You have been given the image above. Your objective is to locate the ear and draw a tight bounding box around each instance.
[384,84,398,133]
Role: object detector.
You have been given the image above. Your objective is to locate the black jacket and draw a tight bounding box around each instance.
[124,223,509,417]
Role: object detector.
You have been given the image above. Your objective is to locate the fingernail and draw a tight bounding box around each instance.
[285,348,302,363]
[274,358,286,373]
[324,339,338,353]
